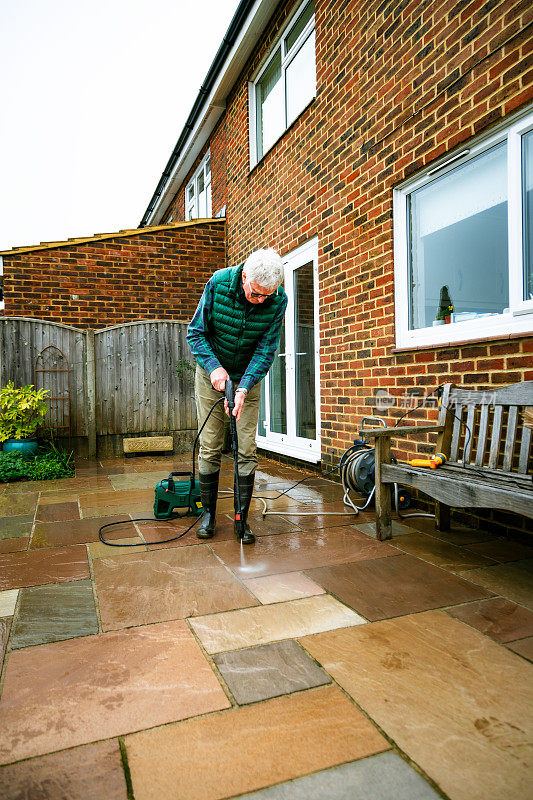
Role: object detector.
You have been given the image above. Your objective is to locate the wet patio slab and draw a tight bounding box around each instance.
[445,597,533,643]
[31,516,137,549]
[0,516,33,539]
[243,571,325,603]
[9,580,98,649]
[305,553,494,621]
[300,610,533,800]
[0,536,29,553]
[125,686,389,800]
[457,559,533,610]
[0,619,230,765]
[93,544,258,631]
[0,545,90,591]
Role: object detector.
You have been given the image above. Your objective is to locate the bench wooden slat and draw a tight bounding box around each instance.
[488,405,503,469]
[503,406,518,472]
[518,425,531,475]
[464,405,475,464]
[450,405,462,462]
[475,405,490,467]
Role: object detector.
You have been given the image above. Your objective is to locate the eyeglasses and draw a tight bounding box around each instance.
[249,288,273,298]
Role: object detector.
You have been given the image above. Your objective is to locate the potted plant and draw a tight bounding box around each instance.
[433,285,454,326]
[0,382,49,455]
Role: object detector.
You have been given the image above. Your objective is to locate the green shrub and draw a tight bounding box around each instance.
[0,446,74,483]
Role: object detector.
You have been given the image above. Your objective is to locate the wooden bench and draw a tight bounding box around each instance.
[366,381,533,540]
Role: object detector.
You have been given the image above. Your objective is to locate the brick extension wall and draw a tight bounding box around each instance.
[165,0,533,533]
[1,220,225,327]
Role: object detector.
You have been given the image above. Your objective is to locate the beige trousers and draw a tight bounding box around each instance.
[194,365,261,476]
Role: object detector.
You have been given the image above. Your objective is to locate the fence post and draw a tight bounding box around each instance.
[86,328,97,458]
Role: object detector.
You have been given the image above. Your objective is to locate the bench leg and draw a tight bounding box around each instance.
[435,502,450,531]
[374,437,392,540]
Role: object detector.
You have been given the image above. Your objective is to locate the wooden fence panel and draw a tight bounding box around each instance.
[94,321,196,435]
[0,318,88,436]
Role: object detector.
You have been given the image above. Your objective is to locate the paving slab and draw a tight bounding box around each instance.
[137,515,235,549]
[243,571,325,603]
[0,515,33,539]
[0,545,90,591]
[214,639,330,704]
[81,502,154,518]
[88,538,147,558]
[93,544,258,631]
[458,559,533,610]
[0,493,38,518]
[35,501,80,522]
[236,752,442,799]
[391,531,497,571]
[190,594,366,654]
[464,538,533,563]
[409,518,496,545]
[0,739,128,800]
[108,472,168,490]
[300,610,533,800]
[507,636,533,661]
[353,520,418,538]
[79,488,157,511]
[211,527,397,579]
[31,516,138,548]
[10,580,98,648]
[1,617,10,669]
[0,619,230,765]
[446,597,533,643]
[0,588,18,616]
[0,536,29,553]
[306,553,494,621]
[125,686,389,800]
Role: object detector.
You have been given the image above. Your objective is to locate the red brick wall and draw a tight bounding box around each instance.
[168,1,533,530]
[2,221,225,328]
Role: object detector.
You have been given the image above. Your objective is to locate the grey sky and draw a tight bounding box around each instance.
[0,0,241,251]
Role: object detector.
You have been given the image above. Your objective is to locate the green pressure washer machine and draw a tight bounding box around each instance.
[153,471,203,519]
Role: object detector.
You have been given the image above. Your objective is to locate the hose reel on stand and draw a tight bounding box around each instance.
[340,417,412,513]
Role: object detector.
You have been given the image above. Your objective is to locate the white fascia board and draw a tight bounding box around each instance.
[147,0,279,225]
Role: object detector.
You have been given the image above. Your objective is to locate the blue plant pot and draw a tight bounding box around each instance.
[3,438,39,456]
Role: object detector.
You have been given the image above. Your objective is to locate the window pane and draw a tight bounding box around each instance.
[256,50,284,158]
[294,261,316,440]
[285,30,316,127]
[523,130,533,301]
[269,321,286,434]
[258,381,267,437]
[408,144,508,329]
[285,0,314,52]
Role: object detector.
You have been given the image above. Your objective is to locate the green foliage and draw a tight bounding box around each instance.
[0,382,49,442]
[176,358,195,387]
[0,446,74,483]
[436,285,454,321]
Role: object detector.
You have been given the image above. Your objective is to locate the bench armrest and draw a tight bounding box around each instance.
[363,424,444,439]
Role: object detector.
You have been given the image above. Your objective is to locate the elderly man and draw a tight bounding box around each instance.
[187,248,287,544]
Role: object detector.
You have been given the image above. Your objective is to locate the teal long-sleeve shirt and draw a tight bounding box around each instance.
[187,277,287,392]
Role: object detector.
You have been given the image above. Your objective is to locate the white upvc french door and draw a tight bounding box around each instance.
[256,238,321,462]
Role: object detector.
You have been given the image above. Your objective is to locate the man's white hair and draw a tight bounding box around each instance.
[243,248,284,291]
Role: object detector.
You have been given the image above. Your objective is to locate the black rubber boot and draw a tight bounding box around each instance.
[197,471,220,539]
[234,473,255,545]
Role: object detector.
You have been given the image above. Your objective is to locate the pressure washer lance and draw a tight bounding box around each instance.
[225,379,245,540]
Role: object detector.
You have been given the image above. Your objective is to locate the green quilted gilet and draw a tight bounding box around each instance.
[210,264,286,380]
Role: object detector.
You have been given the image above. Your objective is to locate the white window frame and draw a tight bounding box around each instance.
[393,106,533,349]
[185,151,212,221]
[248,0,316,169]
[256,237,321,462]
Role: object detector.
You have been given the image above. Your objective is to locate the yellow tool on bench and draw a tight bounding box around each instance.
[409,452,447,469]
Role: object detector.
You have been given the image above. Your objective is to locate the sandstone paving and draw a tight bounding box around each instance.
[9,580,98,649]
[88,537,147,558]
[0,536,29,553]
[408,518,497,545]
[457,559,533,610]
[507,636,533,660]
[79,488,155,510]
[108,471,169,490]
[464,537,533,563]
[213,639,331,704]
[391,531,497,572]
[35,501,80,522]
[0,588,18,616]
[1,617,10,669]
[0,619,230,765]
[125,686,389,800]
[300,610,533,800]
[353,520,419,538]
[31,516,138,549]
[81,502,154,518]
[210,527,398,579]
[0,492,38,518]
[0,739,129,800]
[445,597,533,643]
[190,594,366,654]
[306,553,494,621]
[0,544,90,591]
[243,570,325,603]
[235,752,443,799]
[0,516,33,539]
[93,544,258,631]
